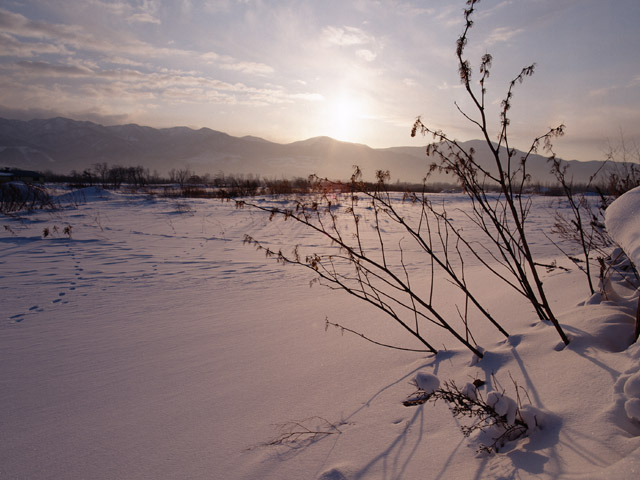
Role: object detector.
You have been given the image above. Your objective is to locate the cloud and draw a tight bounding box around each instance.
[290,93,324,102]
[0,5,163,60]
[0,52,320,115]
[0,8,87,44]
[476,0,514,20]
[202,0,233,14]
[386,1,434,17]
[14,60,94,77]
[86,0,131,16]
[103,56,150,68]
[201,52,221,62]
[437,81,463,91]
[356,49,376,62]
[434,5,464,28]
[485,26,524,46]
[588,86,613,98]
[588,77,640,98]
[0,32,69,57]
[0,5,275,85]
[88,0,161,24]
[321,24,381,64]
[219,61,274,75]
[0,103,131,125]
[323,26,373,47]
[128,13,161,25]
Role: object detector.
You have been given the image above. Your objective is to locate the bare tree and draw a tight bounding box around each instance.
[93,162,110,188]
[169,167,193,189]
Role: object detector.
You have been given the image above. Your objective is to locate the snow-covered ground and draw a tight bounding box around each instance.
[2,187,640,479]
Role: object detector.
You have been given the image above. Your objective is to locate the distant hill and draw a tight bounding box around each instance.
[0,117,607,184]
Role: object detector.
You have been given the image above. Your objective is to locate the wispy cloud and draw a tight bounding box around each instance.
[0,5,274,80]
[128,13,161,24]
[385,1,434,17]
[88,0,162,24]
[588,86,614,97]
[434,4,463,28]
[0,32,69,57]
[321,24,381,64]
[218,61,274,75]
[356,49,376,62]
[0,53,320,113]
[14,60,94,77]
[485,26,524,46]
[322,26,373,47]
[0,8,86,43]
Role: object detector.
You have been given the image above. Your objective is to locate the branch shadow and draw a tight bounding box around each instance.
[256,346,566,480]
[340,350,457,425]
[254,350,458,471]
[352,404,426,480]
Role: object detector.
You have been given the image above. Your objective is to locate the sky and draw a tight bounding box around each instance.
[0,0,639,162]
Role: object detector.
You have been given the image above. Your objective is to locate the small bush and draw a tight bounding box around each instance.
[405,374,541,454]
[0,182,54,214]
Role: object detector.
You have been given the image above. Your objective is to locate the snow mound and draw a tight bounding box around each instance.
[606,188,640,425]
[317,466,353,480]
[54,186,111,204]
[460,382,478,401]
[624,372,640,398]
[621,371,640,422]
[624,398,640,422]
[487,391,518,425]
[605,186,640,268]
[519,404,550,435]
[414,372,439,394]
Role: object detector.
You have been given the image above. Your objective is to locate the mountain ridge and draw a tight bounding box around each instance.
[0,116,606,184]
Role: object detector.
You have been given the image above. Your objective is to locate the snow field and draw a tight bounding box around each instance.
[1,187,640,479]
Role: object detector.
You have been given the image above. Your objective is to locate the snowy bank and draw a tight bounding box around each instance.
[605,185,640,268]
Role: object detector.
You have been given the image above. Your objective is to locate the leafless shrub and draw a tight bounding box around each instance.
[243,167,513,358]
[0,182,55,214]
[411,0,569,345]
[599,133,640,200]
[548,159,612,295]
[262,416,343,448]
[405,375,538,454]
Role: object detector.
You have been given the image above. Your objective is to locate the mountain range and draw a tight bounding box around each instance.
[0,117,606,185]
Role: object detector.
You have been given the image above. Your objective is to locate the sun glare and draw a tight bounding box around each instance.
[323,94,367,142]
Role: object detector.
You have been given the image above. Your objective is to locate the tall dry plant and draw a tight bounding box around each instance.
[411,0,569,345]
[242,170,509,359]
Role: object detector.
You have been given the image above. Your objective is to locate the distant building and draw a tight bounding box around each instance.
[0,168,44,184]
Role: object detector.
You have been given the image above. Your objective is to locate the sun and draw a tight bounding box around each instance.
[323,94,367,142]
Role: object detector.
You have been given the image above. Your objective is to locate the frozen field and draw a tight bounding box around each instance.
[2,187,640,479]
